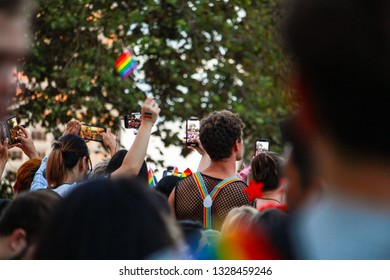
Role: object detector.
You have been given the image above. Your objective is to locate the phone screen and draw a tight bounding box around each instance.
[6,116,20,145]
[186,118,200,147]
[80,125,106,142]
[124,113,142,129]
[255,139,270,156]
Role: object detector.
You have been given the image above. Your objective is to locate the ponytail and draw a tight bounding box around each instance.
[47,141,67,188]
[46,134,89,188]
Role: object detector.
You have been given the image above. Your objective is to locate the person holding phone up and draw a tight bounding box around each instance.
[30,97,160,197]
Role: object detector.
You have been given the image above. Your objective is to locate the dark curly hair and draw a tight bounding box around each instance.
[200,110,245,161]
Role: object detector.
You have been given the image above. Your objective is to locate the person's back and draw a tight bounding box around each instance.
[171,111,249,230]
[175,174,249,230]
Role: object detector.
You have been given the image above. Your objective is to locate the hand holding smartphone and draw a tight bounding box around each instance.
[255,139,270,156]
[124,113,142,129]
[185,117,200,147]
[0,115,21,146]
[79,125,107,142]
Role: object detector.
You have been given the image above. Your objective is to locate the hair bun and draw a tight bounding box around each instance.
[52,141,63,151]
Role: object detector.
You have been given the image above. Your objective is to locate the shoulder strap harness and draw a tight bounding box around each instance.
[193,171,242,229]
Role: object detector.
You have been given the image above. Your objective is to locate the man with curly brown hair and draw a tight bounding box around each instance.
[169,110,249,231]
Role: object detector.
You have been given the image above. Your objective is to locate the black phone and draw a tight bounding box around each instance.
[79,125,106,142]
[255,139,270,156]
[185,117,200,147]
[124,113,142,129]
[0,115,21,146]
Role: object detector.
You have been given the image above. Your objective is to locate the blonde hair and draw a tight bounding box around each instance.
[221,206,257,236]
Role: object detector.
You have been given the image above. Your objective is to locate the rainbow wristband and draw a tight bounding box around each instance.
[144,112,153,119]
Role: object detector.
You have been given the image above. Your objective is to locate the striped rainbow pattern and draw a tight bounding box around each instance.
[210,176,241,200]
[115,50,138,79]
[193,172,207,199]
[172,167,180,177]
[144,112,153,119]
[204,207,211,229]
[181,168,192,178]
[148,168,158,188]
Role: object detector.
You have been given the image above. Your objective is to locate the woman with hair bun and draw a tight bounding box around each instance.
[249,152,287,210]
[45,134,90,197]
[30,97,161,197]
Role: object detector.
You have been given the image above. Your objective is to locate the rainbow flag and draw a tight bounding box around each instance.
[148,168,158,188]
[172,167,179,177]
[181,168,192,178]
[115,50,138,79]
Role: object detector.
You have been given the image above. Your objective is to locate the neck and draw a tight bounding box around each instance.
[0,238,9,259]
[328,160,390,206]
[202,157,237,179]
[262,190,283,203]
[315,136,390,207]
[62,170,79,185]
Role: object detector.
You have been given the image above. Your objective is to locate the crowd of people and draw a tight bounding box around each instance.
[0,0,390,260]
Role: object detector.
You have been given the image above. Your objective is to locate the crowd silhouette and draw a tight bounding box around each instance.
[1,0,390,260]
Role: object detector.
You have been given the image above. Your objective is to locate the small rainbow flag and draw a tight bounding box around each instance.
[115,50,138,79]
[181,168,192,178]
[172,167,179,177]
[148,168,158,188]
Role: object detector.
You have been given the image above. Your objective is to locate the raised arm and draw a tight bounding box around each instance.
[111,97,160,178]
[102,128,120,157]
[0,138,9,179]
[15,126,40,159]
[187,137,211,171]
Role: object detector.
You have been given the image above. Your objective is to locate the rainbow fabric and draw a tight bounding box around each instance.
[148,168,158,188]
[144,112,152,119]
[172,167,179,177]
[181,168,192,178]
[193,172,241,229]
[115,50,138,79]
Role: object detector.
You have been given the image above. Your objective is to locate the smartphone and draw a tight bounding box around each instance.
[185,117,200,147]
[255,139,270,156]
[79,125,106,142]
[124,113,142,129]
[0,115,21,146]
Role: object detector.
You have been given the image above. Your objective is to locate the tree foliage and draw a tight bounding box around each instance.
[16,0,291,161]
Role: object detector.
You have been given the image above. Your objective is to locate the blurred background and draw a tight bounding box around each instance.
[2,0,292,197]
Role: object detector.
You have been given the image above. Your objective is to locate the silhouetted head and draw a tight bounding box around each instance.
[34,178,182,259]
[283,0,390,162]
[106,149,148,185]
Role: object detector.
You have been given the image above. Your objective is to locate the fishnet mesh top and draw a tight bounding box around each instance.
[174,173,250,231]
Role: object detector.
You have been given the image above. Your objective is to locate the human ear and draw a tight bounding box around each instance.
[9,228,27,253]
[79,156,88,172]
[233,139,241,152]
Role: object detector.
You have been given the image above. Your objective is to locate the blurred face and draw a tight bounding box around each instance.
[284,149,305,212]
[0,11,30,118]
[79,156,90,181]
[235,138,244,161]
